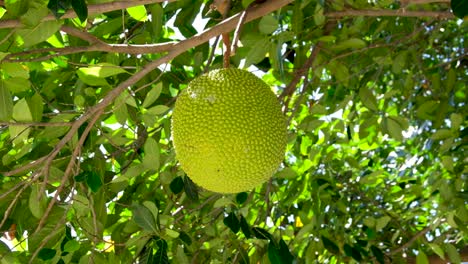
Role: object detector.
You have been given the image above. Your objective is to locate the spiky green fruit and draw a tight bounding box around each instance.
[172,68,287,193]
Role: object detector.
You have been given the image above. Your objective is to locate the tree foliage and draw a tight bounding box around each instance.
[0,0,467,263]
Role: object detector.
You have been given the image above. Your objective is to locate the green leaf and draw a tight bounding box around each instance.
[428,243,445,260]
[27,93,44,122]
[183,176,199,202]
[252,227,273,240]
[236,192,248,204]
[445,244,461,264]
[375,216,391,231]
[344,244,362,261]
[147,105,169,115]
[371,245,385,264]
[1,63,29,78]
[155,239,169,264]
[0,82,13,121]
[331,38,366,51]
[2,77,30,93]
[244,38,270,67]
[71,0,87,22]
[13,98,32,121]
[239,215,252,239]
[278,239,294,263]
[268,240,283,264]
[223,212,240,233]
[143,137,160,170]
[275,167,297,179]
[321,235,339,254]
[86,171,103,193]
[132,203,159,233]
[385,117,403,141]
[38,248,56,261]
[170,176,184,194]
[149,4,163,41]
[16,20,63,47]
[431,129,453,140]
[127,5,148,22]
[416,251,429,264]
[142,83,162,108]
[78,63,127,78]
[63,240,80,253]
[259,15,277,35]
[451,0,468,18]
[29,184,46,219]
[359,87,378,111]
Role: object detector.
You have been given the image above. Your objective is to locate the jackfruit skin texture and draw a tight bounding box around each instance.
[172,68,287,193]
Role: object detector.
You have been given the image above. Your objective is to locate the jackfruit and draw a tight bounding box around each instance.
[171,68,287,193]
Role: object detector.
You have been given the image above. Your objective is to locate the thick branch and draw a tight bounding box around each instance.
[0,0,176,29]
[326,9,454,19]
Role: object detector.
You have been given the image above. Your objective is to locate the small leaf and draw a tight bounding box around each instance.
[445,243,461,264]
[38,248,56,260]
[428,243,445,260]
[236,192,248,204]
[321,235,339,254]
[344,244,362,261]
[143,137,160,170]
[29,185,46,219]
[268,240,283,264]
[71,0,87,22]
[132,204,159,233]
[239,215,252,239]
[252,227,273,240]
[13,98,33,122]
[371,245,385,264]
[142,83,162,108]
[63,240,80,253]
[170,176,184,194]
[259,15,277,35]
[375,215,391,231]
[154,239,169,264]
[78,63,127,78]
[332,38,366,51]
[359,87,378,111]
[278,239,294,263]
[183,176,199,202]
[223,212,240,234]
[431,129,453,140]
[147,105,169,115]
[416,251,429,264]
[86,171,102,193]
[16,20,63,47]
[0,82,13,121]
[3,77,30,93]
[127,5,148,22]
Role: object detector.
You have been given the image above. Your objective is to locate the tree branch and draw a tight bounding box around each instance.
[2,25,177,62]
[0,121,72,127]
[326,9,454,19]
[0,0,177,29]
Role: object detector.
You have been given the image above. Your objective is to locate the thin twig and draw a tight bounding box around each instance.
[0,121,72,127]
[326,9,454,19]
[0,183,30,230]
[388,226,433,255]
[231,9,248,55]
